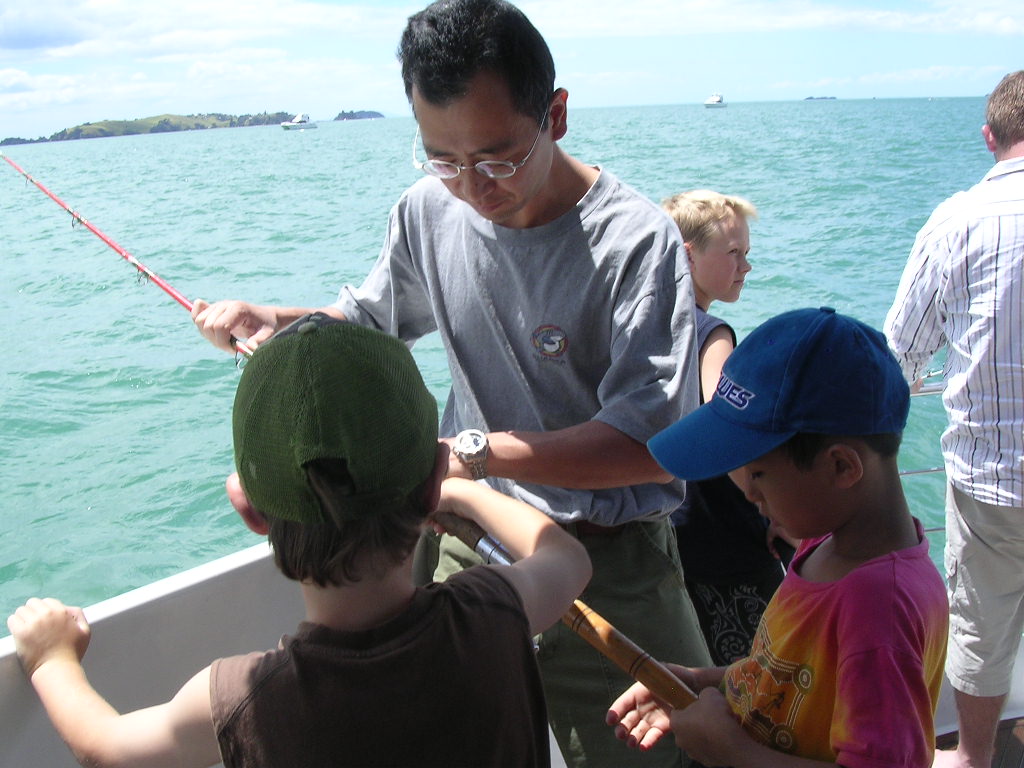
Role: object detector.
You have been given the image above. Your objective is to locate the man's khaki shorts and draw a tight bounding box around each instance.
[945,483,1024,697]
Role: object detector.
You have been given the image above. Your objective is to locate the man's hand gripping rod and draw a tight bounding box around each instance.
[433,511,697,710]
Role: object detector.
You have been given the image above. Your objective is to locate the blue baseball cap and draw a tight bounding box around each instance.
[648,307,910,481]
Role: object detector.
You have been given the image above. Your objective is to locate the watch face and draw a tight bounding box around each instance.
[456,429,487,455]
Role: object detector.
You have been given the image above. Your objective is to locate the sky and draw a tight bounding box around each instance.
[0,0,1021,140]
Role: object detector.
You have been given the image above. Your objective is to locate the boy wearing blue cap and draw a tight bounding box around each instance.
[7,314,592,768]
[606,307,948,767]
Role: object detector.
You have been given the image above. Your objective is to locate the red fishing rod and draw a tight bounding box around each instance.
[2,151,252,357]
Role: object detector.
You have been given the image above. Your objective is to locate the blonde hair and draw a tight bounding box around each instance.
[662,189,758,253]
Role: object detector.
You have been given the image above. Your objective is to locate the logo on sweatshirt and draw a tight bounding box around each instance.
[532,325,568,359]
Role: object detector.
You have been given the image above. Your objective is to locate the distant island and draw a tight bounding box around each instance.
[1,110,385,146]
[803,96,837,100]
[335,110,384,121]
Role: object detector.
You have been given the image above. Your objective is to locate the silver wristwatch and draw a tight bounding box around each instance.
[452,429,489,480]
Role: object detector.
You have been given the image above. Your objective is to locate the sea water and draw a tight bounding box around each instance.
[0,97,992,620]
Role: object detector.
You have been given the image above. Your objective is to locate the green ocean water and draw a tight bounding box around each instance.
[0,97,992,620]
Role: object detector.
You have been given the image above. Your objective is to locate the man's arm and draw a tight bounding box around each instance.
[7,598,220,768]
[191,299,347,352]
[433,478,592,635]
[883,218,951,382]
[443,420,674,488]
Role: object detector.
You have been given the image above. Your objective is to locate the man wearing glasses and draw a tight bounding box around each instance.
[193,1,708,766]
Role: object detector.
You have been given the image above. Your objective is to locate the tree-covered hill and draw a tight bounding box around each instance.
[3,112,298,145]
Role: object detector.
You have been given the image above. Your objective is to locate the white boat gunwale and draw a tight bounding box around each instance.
[0,543,303,768]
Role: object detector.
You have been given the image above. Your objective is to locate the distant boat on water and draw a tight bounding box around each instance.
[281,113,317,130]
[704,93,726,108]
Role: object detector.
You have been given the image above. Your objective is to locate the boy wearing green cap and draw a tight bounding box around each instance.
[7,314,592,768]
[606,308,948,767]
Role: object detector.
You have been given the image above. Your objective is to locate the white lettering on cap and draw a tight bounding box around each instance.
[716,374,755,409]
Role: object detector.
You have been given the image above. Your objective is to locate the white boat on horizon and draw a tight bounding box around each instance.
[281,113,317,130]
[704,93,726,108]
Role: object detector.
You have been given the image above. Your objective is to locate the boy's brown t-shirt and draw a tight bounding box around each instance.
[210,565,549,767]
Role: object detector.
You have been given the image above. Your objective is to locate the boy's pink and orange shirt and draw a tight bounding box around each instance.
[722,522,948,767]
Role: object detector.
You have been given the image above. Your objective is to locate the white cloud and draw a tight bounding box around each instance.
[0,69,76,101]
[0,67,170,116]
[0,0,413,135]
[521,0,1024,37]
[0,68,33,92]
[5,0,408,58]
[1,0,1019,138]
[0,3,93,50]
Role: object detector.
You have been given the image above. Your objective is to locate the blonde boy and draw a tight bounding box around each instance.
[660,190,791,666]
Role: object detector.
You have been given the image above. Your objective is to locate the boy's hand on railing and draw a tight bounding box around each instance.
[7,598,91,677]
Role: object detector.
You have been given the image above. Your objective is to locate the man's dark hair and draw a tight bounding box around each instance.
[398,0,555,124]
[266,459,429,587]
[781,432,903,471]
[986,70,1024,150]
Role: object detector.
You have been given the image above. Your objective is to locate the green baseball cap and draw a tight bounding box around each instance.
[232,313,439,523]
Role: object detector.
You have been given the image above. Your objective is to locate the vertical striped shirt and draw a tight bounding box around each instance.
[885,156,1024,507]
[888,155,1024,507]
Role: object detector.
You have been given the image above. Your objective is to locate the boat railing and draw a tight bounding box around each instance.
[902,376,944,532]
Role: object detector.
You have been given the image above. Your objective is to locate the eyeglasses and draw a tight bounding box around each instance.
[412,122,545,180]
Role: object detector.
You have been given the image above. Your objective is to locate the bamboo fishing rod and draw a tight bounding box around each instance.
[1,152,252,358]
[433,510,697,711]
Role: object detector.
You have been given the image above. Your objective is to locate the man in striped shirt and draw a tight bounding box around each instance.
[885,70,1024,768]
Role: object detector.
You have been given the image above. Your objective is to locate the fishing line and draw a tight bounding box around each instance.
[2,151,252,359]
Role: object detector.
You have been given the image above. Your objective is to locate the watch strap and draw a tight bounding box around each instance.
[464,458,488,480]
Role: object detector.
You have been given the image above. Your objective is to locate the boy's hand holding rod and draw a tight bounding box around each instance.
[432,510,697,711]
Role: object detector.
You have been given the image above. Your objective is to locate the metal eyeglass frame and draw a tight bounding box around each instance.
[411,121,545,180]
